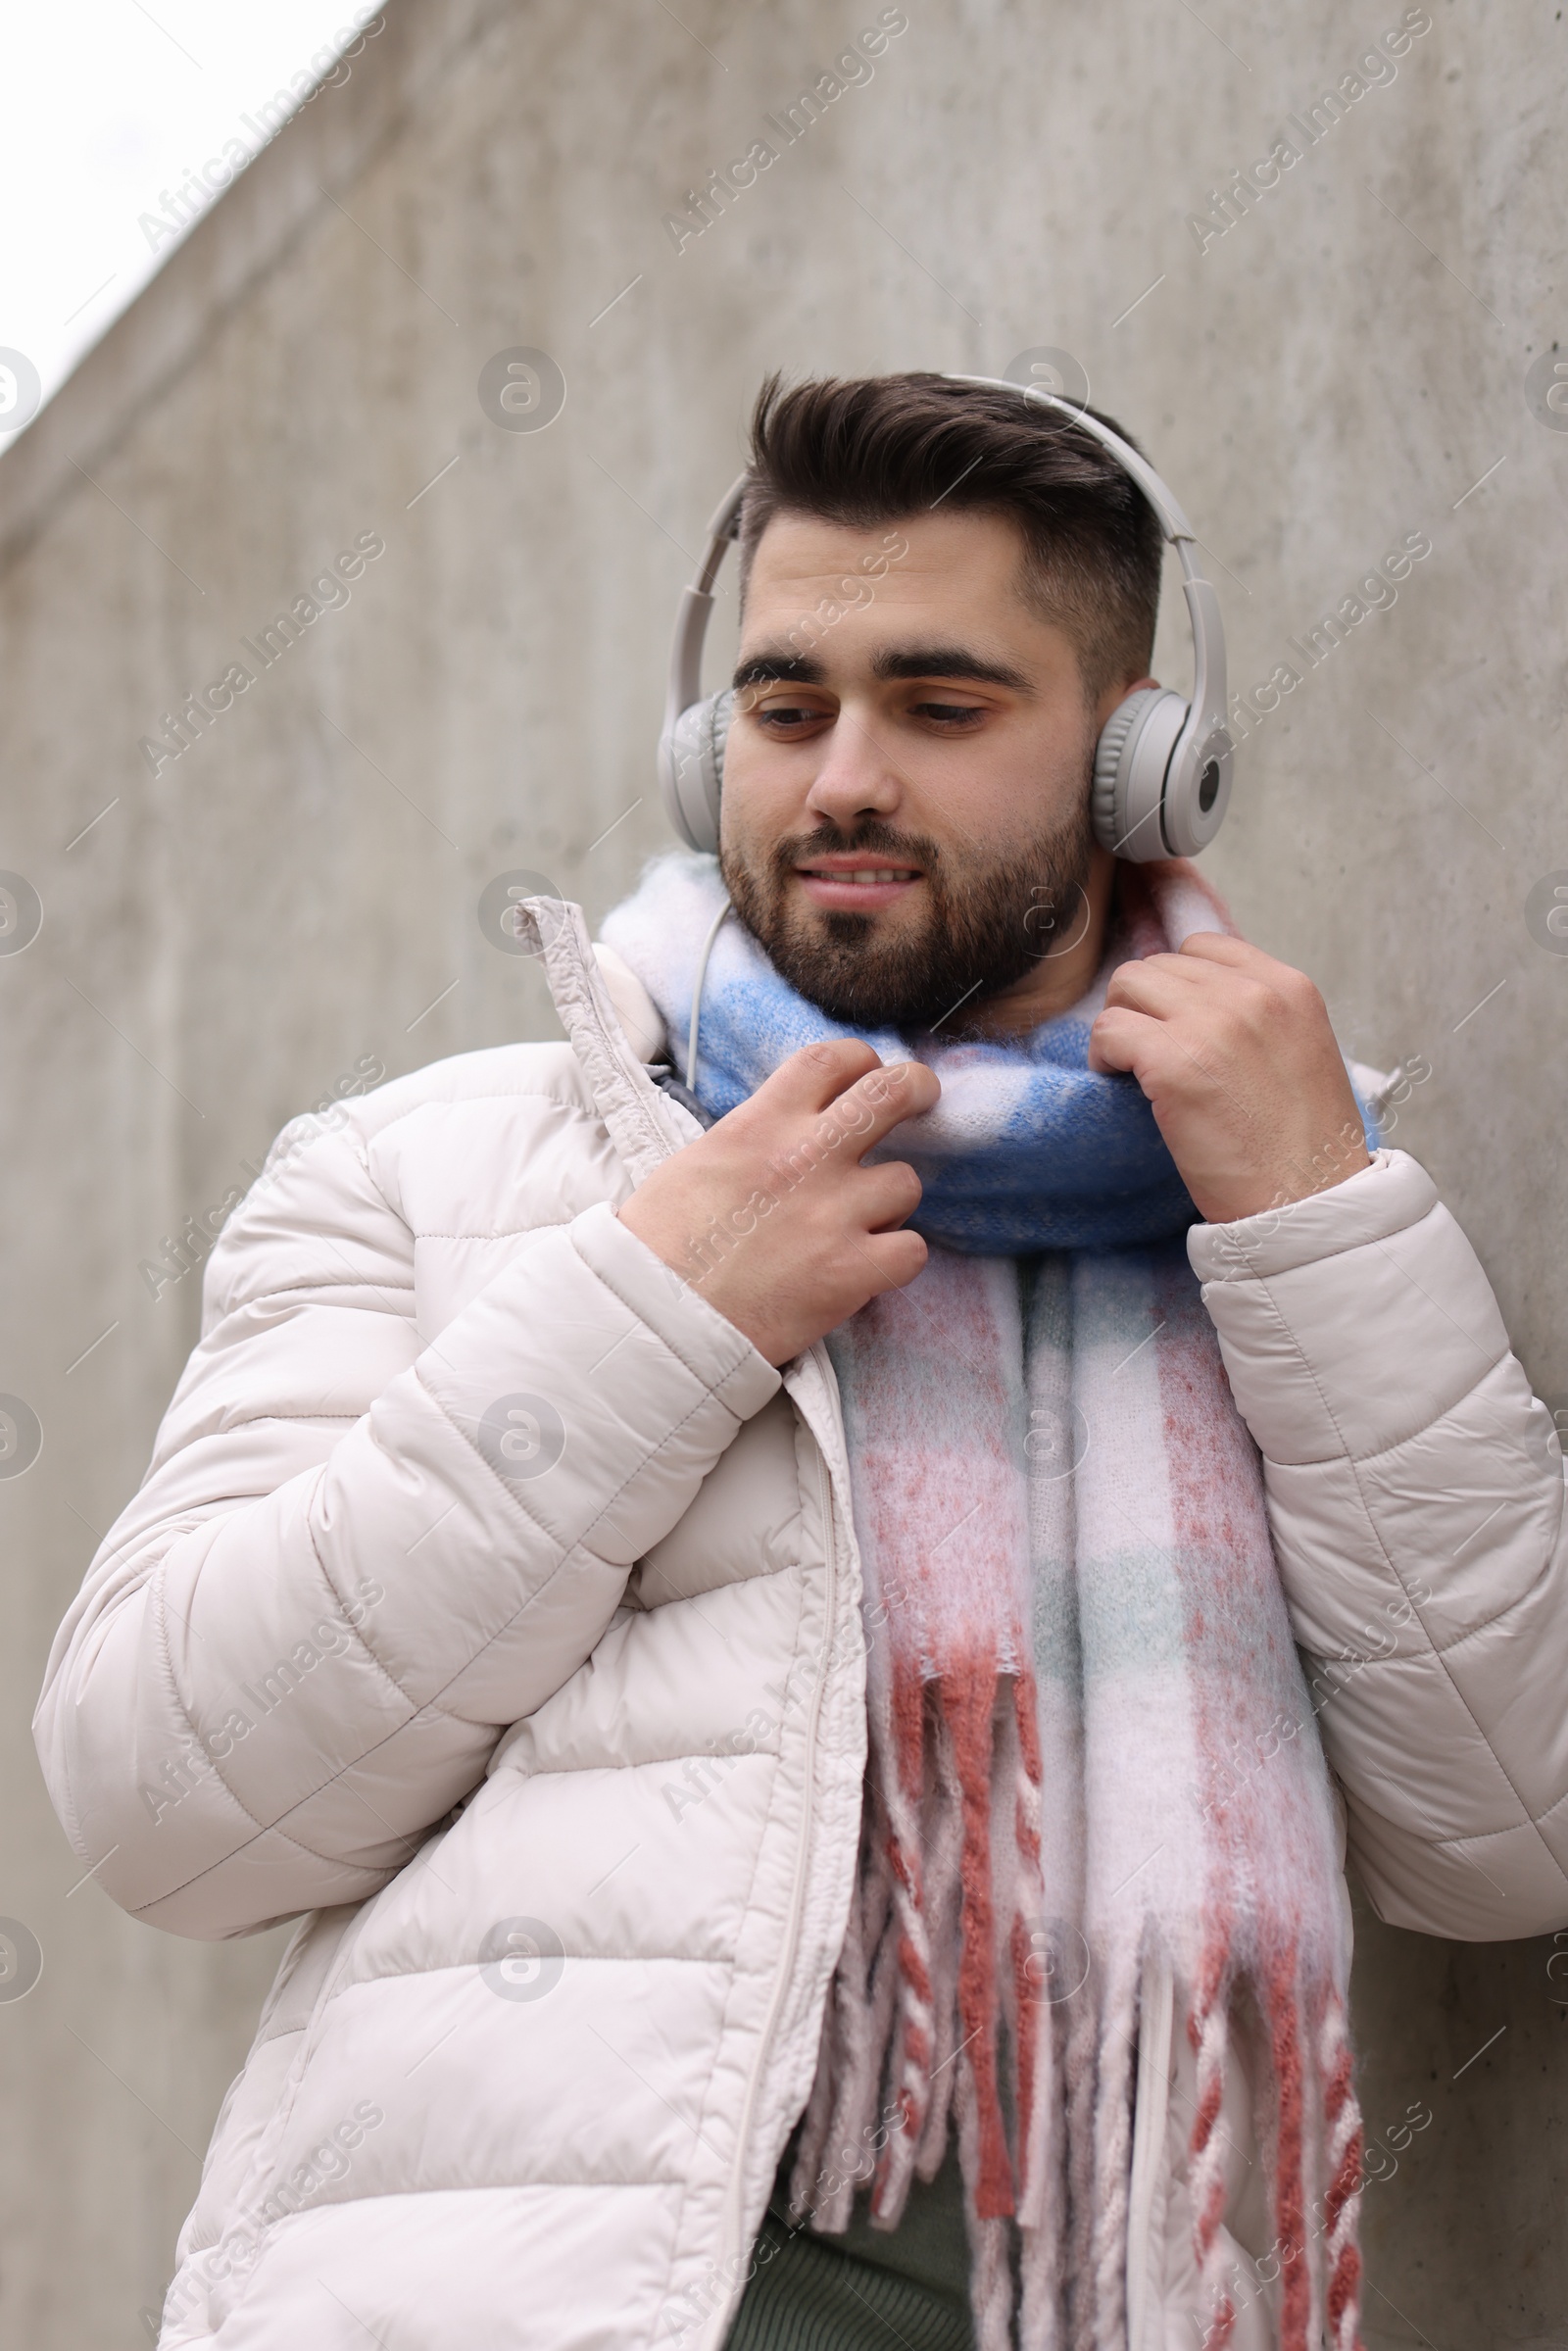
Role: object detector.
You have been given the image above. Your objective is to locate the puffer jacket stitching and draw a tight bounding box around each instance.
[262,1152,411,1256]
[535,986,682,1178]
[408,1224,576,1240]
[124,1726,434,1915]
[141,1568,466,1909]
[184,1949,397,2306]
[1325,1459,1568,1885]
[406,1221,768,1590]
[127,1809,382,1921]
[56,1511,219,1865]
[214,1413,365,1423]
[208,1211,564,1321]
[1234,1256,1567,1874]
[215,1281,416,1306]
[151,1465,430,1782]
[1230,1229,1506,1469]
[343,1946,745,1984]
[1354,1792,1568,1862]
[1334,1384,1516,1481]
[1355,1231,1507,1399]
[134,1711,786,1924]
[433,1379,762,1581]
[335,1044,644,1144]
[635,1548,801,1607]
[1410,1551,1565,1663]
[135,1374,773,1915]
[212,1595,811,2318]
[145,1555,277,1847]
[148,1574,279,1847]
[500,1742,790,1775]
[131,1616,565,1913]
[249,1911,332,2034]
[229,2177,704,2208]
[556,1222,762,1398]
[251,1201,420,1322]
[289,1493,472,1725]
[1327,1586,1566,1869]
[140,1557,696,1911]
[366,1081,600,1136]
[1306,1560,1560,1666]
[1231,1269,1355,1463]
[662,1582,813,2326]
[1478,1783,1568,1844]
[139,1537,705,1916]
[1193,1174,1435,1286]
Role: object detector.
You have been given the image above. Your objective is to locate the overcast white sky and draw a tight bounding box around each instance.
[0,0,387,454]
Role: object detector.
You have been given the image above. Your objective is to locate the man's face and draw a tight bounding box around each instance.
[718,507,1128,1034]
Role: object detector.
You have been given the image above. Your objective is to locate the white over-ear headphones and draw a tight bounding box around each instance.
[656,372,1234,863]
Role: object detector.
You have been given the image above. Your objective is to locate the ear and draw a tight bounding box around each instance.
[1094,674,1159,729]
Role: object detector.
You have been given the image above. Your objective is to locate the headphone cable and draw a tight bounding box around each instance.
[684,899,732,1094]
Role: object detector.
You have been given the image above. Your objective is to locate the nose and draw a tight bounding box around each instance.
[804,704,904,832]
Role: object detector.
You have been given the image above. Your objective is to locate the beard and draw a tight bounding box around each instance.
[719,791,1098,1036]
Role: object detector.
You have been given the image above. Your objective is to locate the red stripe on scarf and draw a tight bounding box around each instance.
[1154,1253,1352,2351]
[946,1659,1015,2219]
[1264,1942,1311,2349]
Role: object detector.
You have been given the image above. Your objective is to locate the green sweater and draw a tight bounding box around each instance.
[724,2129,975,2351]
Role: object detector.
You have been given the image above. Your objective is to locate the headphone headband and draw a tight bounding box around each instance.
[944,373,1199,545]
[656,375,1234,863]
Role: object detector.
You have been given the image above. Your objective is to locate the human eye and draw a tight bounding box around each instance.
[752,693,832,733]
[909,694,987,728]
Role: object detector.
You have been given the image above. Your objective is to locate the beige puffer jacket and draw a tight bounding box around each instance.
[34,903,1568,2351]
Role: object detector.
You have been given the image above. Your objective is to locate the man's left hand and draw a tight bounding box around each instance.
[1086,934,1371,1225]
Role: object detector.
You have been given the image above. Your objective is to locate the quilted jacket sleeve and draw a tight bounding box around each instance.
[1189,1148,1568,1941]
[33,1104,778,1942]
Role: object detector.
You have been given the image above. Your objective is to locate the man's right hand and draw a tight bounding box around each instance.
[618,1040,940,1365]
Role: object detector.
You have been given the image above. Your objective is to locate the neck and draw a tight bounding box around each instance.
[958,845,1116,1040]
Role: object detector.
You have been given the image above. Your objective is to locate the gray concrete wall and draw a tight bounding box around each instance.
[1,0,1563,2340]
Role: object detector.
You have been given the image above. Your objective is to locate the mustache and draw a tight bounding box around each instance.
[772,820,943,875]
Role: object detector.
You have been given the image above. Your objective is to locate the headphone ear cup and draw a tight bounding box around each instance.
[661,689,732,854]
[1160,717,1233,858]
[704,687,734,804]
[1092,685,1189,862]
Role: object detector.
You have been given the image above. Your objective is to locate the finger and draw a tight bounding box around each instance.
[1177,934,1327,1016]
[764,1037,883,1114]
[854,1158,924,1231]
[857,1227,928,1297]
[1092,1004,1274,1141]
[1103,949,1288,1022]
[1086,1004,1161,1076]
[1101,956,1213,1017]
[829,1056,941,1151]
[1175,932,1260,970]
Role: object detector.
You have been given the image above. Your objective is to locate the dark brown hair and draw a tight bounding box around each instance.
[738,371,1163,702]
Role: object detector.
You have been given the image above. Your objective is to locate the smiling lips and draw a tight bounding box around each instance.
[794,856,923,912]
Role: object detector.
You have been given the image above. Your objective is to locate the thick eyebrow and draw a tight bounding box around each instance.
[871,645,1033,692]
[732,650,827,690]
[731,643,1033,694]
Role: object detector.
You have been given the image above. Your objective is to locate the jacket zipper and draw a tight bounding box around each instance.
[710,1402,842,2316]
[545,921,858,2338]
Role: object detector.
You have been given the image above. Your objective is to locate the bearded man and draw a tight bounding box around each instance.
[37,374,1568,2351]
